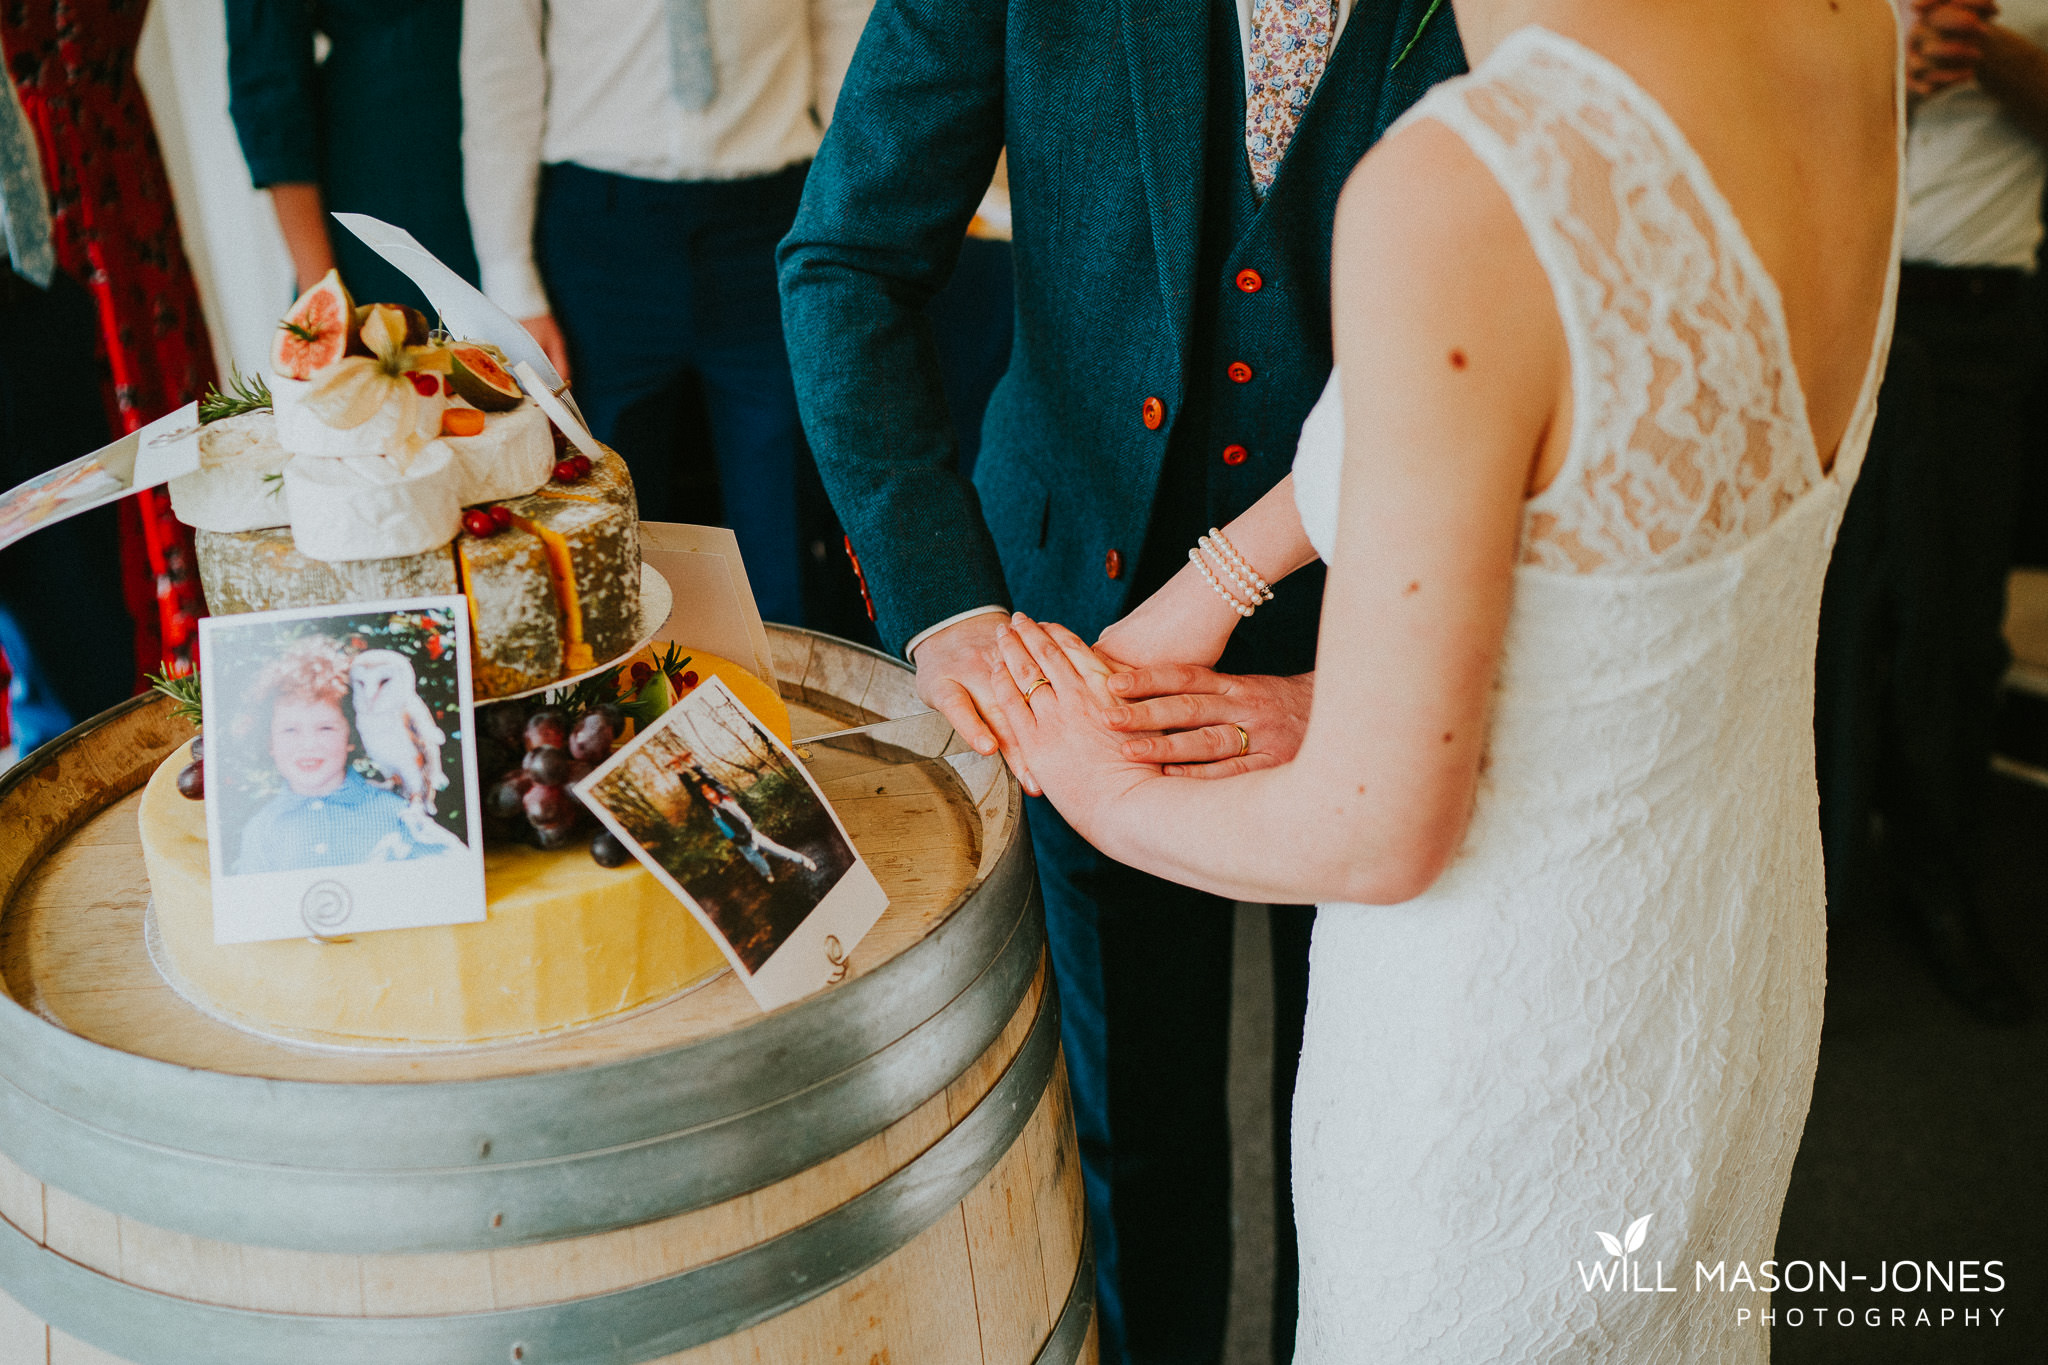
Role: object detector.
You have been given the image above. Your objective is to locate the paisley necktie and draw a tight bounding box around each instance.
[666,0,719,113]
[0,37,54,287]
[1245,0,1336,198]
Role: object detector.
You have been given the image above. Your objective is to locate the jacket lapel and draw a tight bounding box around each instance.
[1118,0,1212,362]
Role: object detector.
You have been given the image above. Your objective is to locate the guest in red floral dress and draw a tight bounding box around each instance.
[2,0,215,687]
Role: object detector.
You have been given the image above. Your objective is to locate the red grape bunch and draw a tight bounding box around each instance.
[478,699,631,866]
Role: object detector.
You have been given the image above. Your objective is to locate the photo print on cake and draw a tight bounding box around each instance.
[198,596,487,944]
[576,675,888,1010]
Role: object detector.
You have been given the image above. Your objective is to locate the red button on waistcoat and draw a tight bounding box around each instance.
[1105,549,1124,580]
[1227,361,1253,384]
[1235,268,1264,293]
[1222,444,1249,466]
[1141,396,1165,430]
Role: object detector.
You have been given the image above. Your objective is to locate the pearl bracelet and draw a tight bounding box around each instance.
[1189,547,1256,617]
[1198,536,1271,606]
[1204,528,1274,602]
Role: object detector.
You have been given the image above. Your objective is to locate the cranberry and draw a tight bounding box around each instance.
[553,458,582,483]
[679,670,699,690]
[489,504,514,531]
[630,661,653,684]
[410,372,441,397]
[462,509,496,537]
[569,454,593,477]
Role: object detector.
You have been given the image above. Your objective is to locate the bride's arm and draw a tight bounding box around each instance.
[989,121,1565,904]
[1094,475,1320,670]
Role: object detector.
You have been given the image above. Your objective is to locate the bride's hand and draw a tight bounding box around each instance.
[1094,564,1239,671]
[986,615,1161,836]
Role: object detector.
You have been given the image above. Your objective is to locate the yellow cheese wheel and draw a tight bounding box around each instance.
[139,753,730,1048]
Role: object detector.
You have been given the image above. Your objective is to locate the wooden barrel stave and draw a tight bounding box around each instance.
[0,628,1093,1362]
[0,853,1043,1253]
[0,961,1050,1316]
[0,977,1081,1362]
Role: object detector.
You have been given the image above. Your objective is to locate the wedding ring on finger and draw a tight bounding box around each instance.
[1023,677,1053,702]
[1232,723,1250,757]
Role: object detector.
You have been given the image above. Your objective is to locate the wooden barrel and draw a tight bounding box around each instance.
[0,627,1094,1365]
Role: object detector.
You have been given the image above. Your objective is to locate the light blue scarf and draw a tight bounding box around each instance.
[0,35,54,287]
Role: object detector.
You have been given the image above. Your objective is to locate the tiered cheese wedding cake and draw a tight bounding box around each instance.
[135,272,762,1049]
[170,269,641,700]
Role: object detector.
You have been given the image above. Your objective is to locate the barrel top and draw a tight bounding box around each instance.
[0,627,1022,1086]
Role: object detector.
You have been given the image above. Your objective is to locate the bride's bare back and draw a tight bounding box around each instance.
[1499,0,1901,487]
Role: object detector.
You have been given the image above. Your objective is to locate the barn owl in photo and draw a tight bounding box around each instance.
[349,649,448,813]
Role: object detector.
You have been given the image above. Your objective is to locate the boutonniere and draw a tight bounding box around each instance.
[1392,0,1447,68]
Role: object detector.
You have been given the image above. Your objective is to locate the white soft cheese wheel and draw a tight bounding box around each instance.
[284,442,463,562]
[167,412,293,532]
[271,371,450,459]
[444,400,555,505]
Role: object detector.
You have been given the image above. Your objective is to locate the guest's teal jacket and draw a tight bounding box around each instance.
[780,0,1465,658]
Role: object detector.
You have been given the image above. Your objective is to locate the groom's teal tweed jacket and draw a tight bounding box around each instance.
[780,0,1466,658]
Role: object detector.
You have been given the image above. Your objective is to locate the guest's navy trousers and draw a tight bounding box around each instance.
[536,160,810,625]
[1818,265,2044,917]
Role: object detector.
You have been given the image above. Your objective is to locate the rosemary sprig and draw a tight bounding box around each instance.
[279,318,320,344]
[198,367,273,424]
[261,471,284,499]
[652,643,695,679]
[547,665,627,717]
[147,668,203,726]
[1391,0,1447,68]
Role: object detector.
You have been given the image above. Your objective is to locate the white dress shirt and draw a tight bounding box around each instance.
[462,0,873,321]
[1902,0,2048,270]
[906,0,1358,662]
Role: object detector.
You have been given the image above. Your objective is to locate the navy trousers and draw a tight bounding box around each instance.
[0,268,129,746]
[536,160,810,625]
[1817,267,2045,919]
[1030,798,1312,1365]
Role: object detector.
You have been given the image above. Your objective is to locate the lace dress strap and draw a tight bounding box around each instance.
[1388,27,1828,575]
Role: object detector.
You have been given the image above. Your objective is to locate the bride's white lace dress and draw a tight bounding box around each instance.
[1286,27,1901,1362]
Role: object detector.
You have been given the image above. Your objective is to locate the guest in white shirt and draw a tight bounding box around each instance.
[1817,0,2048,1024]
[462,0,871,626]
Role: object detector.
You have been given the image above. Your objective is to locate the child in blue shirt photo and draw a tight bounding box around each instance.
[232,640,450,875]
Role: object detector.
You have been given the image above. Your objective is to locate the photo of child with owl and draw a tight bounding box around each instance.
[199,596,488,944]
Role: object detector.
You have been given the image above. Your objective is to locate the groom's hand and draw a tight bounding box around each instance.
[1102,666,1314,778]
[912,613,1042,795]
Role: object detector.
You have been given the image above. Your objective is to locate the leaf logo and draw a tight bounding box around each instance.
[1593,1214,1651,1259]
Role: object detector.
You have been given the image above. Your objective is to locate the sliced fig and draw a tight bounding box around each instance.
[272,269,354,380]
[449,344,524,411]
